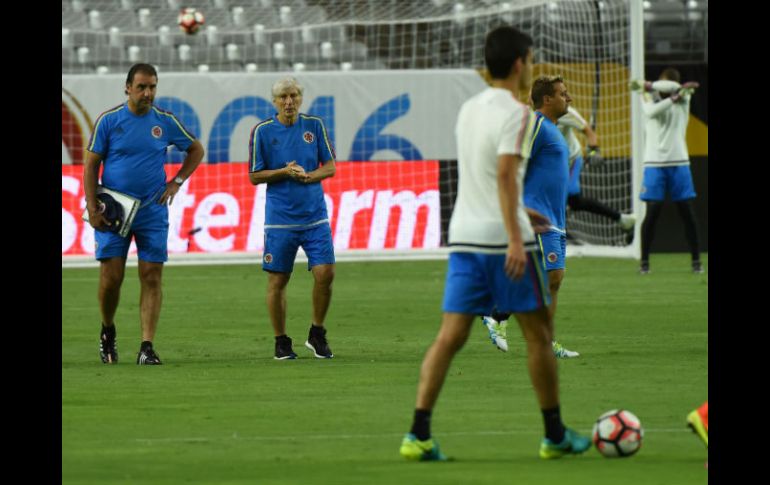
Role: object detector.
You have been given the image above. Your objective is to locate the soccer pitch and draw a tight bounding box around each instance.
[62,254,708,485]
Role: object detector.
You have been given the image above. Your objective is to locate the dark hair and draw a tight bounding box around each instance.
[124,63,158,94]
[660,67,681,83]
[484,26,533,79]
[530,75,564,109]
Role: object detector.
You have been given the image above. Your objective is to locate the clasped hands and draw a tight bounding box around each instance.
[286,161,312,183]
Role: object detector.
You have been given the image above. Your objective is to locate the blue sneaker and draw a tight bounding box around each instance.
[399,433,448,461]
[539,428,591,459]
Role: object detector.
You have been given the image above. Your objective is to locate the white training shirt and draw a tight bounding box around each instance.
[557,106,589,162]
[642,91,691,166]
[448,87,537,253]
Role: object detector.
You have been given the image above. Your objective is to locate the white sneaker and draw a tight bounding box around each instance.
[482,316,509,352]
[552,341,580,358]
[618,213,636,232]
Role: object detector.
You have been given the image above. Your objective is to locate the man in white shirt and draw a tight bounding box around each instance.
[632,68,702,274]
[558,106,636,236]
[399,25,590,462]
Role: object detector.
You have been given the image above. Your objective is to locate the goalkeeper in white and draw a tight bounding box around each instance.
[557,107,636,240]
[630,68,703,274]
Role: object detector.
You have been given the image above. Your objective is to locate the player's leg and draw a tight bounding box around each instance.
[400,311,473,461]
[539,232,578,358]
[502,250,589,458]
[98,257,126,364]
[303,224,336,358]
[136,260,164,364]
[132,202,169,365]
[639,166,667,273]
[95,225,131,364]
[263,228,300,359]
[670,166,702,272]
[567,194,636,231]
[687,400,708,447]
[402,252,487,461]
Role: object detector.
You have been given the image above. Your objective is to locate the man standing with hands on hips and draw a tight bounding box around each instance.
[84,63,204,365]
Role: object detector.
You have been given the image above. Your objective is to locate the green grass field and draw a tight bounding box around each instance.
[62,253,708,485]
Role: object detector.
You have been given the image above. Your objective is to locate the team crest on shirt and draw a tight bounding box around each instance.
[303,131,314,143]
[151,126,163,138]
[264,253,273,264]
[547,252,558,263]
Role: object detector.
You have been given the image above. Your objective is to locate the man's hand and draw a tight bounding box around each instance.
[586,145,604,168]
[629,79,652,92]
[159,181,182,205]
[286,161,308,181]
[525,207,551,234]
[505,240,527,280]
[86,201,110,230]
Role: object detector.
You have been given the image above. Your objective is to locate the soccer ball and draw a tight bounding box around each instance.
[178,8,205,35]
[592,409,644,457]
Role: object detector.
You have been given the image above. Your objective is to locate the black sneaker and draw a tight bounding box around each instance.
[100,325,118,364]
[639,261,650,275]
[274,336,298,360]
[136,346,163,365]
[692,261,704,274]
[305,326,333,359]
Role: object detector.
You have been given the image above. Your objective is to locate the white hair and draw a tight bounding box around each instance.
[271,77,303,98]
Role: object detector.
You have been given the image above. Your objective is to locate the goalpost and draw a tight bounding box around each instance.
[61,0,644,266]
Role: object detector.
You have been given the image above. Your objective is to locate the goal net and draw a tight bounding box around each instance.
[62,0,642,264]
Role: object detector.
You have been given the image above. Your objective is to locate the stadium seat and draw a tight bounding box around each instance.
[138,45,176,64]
[231,7,280,28]
[88,10,138,30]
[123,0,165,9]
[331,41,368,62]
[219,31,256,46]
[62,11,89,29]
[90,45,127,64]
[120,31,159,47]
[71,30,110,48]
[190,45,226,64]
[241,44,272,63]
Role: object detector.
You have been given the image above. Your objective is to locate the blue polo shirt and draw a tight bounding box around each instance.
[249,113,336,228]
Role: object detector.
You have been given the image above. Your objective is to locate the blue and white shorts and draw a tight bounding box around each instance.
[640,165,696,202]
[442,250,551,315]
[95,201,168,263]
[262,223,335,273]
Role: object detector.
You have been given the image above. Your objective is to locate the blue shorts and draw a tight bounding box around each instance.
[263,223,335,273]
[640,165,696,201]
[95,201,169,263]
[567,156,583,196]
[537,230,566,271]
[442,251,551,315]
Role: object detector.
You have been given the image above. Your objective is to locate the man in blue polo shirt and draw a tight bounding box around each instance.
[481,76,581,359]
[248,77,337,360]
[84,63,204,365]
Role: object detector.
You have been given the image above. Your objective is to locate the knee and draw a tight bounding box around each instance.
[314,266,335,287]
[139,269,162,289]
[100,271,124,291]
[549,274,564,293]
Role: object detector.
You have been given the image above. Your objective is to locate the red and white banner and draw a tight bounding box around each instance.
[62,161,440,256]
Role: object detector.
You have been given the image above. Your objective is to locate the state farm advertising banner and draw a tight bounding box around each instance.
[62,162,440,256]
[62,70,487,165]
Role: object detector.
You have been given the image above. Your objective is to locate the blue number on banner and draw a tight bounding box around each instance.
[207,97,274,163]
[349,93,422,161]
